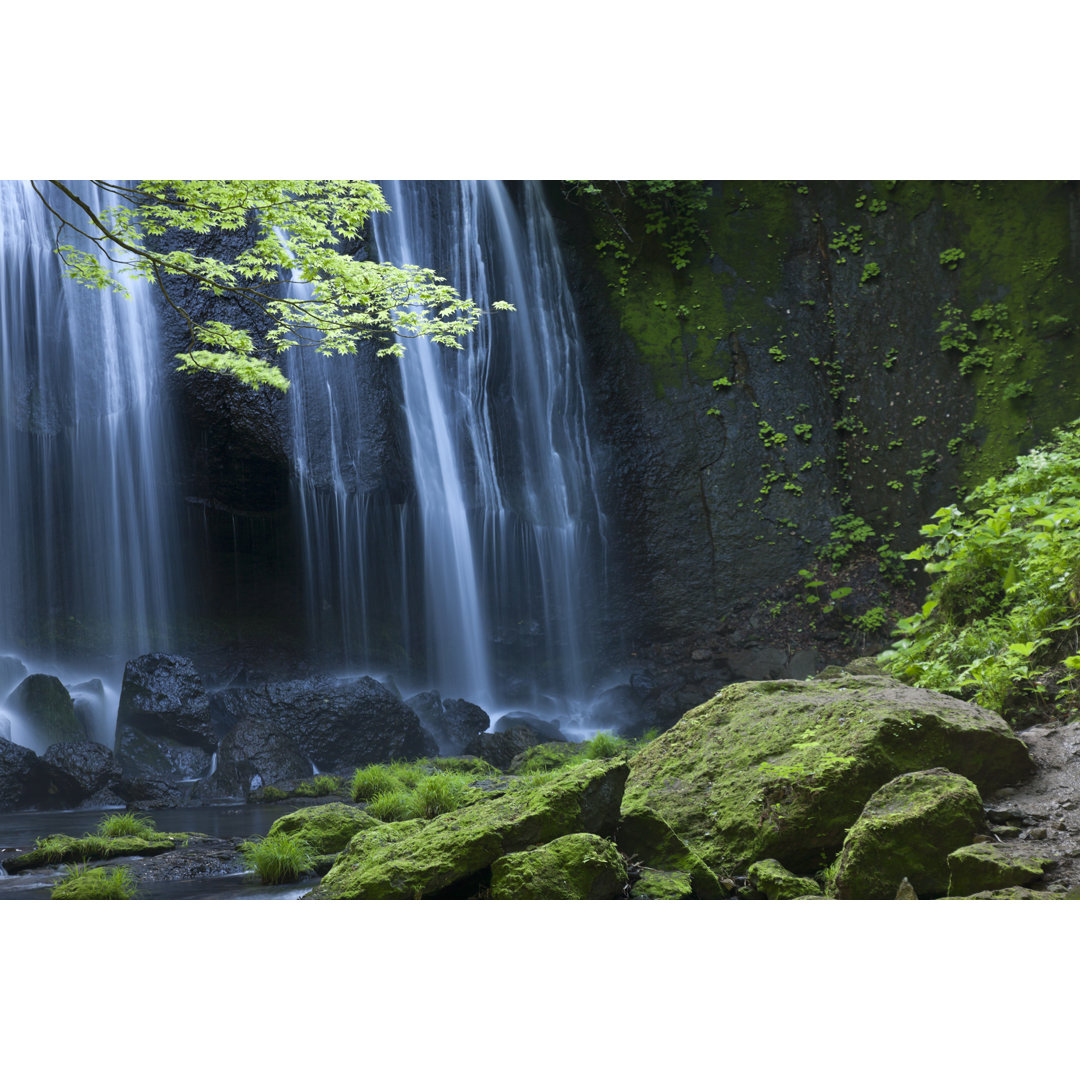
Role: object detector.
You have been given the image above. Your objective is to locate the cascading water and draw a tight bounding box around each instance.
[289,181,607,715]
[0,180,185,746]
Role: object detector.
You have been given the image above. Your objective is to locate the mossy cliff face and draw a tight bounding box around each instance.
[556,181,1080,646]
[620,672,1032,877]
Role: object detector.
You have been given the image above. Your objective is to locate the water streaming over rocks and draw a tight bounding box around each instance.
[288,181,609,717]
[0,181,187,746]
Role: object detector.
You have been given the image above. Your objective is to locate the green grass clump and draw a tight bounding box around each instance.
[295,774,341,797]
[581,731,630,759]
[239,833,315,885]
[350,763,401,802]
[365,790,416,822]
[96,811,157,839]
[408,772,468,819]
[51,865,138,900]
[884,419,1080,713]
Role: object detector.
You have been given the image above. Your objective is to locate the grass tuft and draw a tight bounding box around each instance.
[365,790,415,822]
[350,763,400,802]
[97,811,157,839]
[51,864,138,900]
[581,731,629,759]
[239,833,316,885]
[409,772,468,819]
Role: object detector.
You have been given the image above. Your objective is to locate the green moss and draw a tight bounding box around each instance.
[629,867,695,899]
[826,768,984,899]
[5,829,185,872]
[621,674,1031,877]
[746,858,823,899]
[489,833,628,900]
[946,841,1053,896]
[267,801,377,855]
[309,757,628,900]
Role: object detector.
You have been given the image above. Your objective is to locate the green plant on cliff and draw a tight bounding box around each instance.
[884,419,1080,714]
[31,181,513,391]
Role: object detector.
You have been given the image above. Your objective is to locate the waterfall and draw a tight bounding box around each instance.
[0,180,184,675]
[289,181,607,713]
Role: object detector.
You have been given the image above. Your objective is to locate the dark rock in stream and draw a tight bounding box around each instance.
[464,725,542,771]
[116,654,215,750]
[0,736,84,810]
[209,675,436,773]
[42,741,121,802]
[405,692,490,756]
[492,712,565,743]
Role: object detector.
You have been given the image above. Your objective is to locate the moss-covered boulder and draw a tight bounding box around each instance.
[267,802,378,857]
[828,769,984,899]
[630,868,695,899]
[622,674,1031,876]
[5,674,84,748]
[947,842,1054,897]
[747,859,823,900]
[948,886,1063,900]
[308,757,628,899]
[490,833,628,899]
[616,806,728,898]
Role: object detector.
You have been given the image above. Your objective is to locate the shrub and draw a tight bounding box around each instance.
[884,419,1080,713]
[97,812,157,839]
[240,832,316,885]
[51,865,138,900]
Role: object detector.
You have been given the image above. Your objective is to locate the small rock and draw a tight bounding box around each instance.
[1027,827,1049,840]
[895,877,918,900]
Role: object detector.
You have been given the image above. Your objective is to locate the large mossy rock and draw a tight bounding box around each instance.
[5,674,84,748]
[490,833,628,899]
[267,802,378,856]
[947,842,1054,897]
[828,768,984,899]
[622,673,1032,876]
[308,757,628,899]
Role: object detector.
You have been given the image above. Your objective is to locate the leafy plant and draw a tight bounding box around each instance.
[34,180,512,391]
[294,773,341,797]
[939,248,966,270]
[239,832,316,884]
[365,790,416,822]
[350,763,400,802]
[408,772,468,819]
[884,419,1080,713]
[51,865,138,900]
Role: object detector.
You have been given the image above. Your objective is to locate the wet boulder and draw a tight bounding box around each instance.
[42,741,121,802]
[267,802,379,869]
[5,674,85,749]
[115,726,214,783]
[404,692,490,756]
[115,654,215,751]
[827,769,985,899]
[463,725,541,771]
[622,672,1034,877]
[490,833,628,899]
[492,711,565,743]
[209,675,436,774]
[0,736,84,810]
[216,715,312,790]
[615,806,727,898]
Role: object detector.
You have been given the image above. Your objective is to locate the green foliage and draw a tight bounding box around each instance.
[294,773,341,797]
[939,248,966,269]
[884,419,1080,712]
[36,180,512,391]
[239,832,316,884]
[816,513,875,568]
[96,811,156,839]
[51,865,138,900]
[350,763,399,802]
[859,262,881,286]
[365,790,415,822]
[409,772,469,819]
[581,731,630,759]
